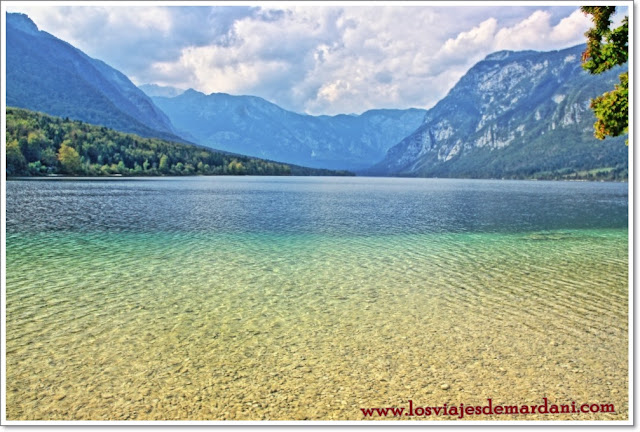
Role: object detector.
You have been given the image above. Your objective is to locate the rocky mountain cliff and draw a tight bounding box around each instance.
[151,90,426,171]
[369,44,627,179]
[6,13,184,143]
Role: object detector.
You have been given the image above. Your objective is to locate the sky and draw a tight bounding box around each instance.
[5,3,629,116]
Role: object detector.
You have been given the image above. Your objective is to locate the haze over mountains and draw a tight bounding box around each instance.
[148,89,426,170]
[5,12,628,179]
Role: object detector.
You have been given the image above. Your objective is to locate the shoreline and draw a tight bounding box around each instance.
[5,175,629,183]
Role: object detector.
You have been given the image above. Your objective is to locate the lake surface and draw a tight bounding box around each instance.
[5,177,629,420]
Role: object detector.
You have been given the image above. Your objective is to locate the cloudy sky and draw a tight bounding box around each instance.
[5,3,628,115]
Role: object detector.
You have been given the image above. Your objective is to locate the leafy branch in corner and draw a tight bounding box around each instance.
[580,6,629,143]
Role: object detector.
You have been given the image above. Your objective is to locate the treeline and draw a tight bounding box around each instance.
[530,166,628,181]
[411,166,628,182]
[5,107,353,177]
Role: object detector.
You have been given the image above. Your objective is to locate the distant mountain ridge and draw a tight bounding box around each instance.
[139,84,186,98]
[369,44,628,179]
[151,89,427,171]
[6,12,627,179]
[6,13,185,143]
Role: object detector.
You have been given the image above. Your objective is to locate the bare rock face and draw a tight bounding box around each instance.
[369,45,627,179]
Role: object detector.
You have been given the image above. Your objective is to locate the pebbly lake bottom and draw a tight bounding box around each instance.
[4,177,629,420]
[6,228,628,420]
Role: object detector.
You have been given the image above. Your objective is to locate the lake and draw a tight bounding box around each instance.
[5,176,629,420]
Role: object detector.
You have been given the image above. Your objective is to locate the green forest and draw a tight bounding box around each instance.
[5,107,353,177]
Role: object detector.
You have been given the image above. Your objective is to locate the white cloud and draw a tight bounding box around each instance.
[550,9,591,42]
[440,18,499,56]
[494,9,590,51]
[428,18,499,76]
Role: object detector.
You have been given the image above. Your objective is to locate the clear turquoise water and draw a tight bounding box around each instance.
[5,177,628,420]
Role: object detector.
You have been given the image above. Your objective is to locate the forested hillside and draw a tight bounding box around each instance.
[5,108,353,177]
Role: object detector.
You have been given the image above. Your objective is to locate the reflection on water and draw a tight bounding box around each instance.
[5,177,628,420]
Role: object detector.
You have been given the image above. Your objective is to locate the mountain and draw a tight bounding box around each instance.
[6,13,184,143]
[369,44,628,180]
[151,90,427,171]
[139,84,186,98]
[6,107,353,177]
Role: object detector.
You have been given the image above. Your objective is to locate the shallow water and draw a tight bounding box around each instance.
[5,177,629,420]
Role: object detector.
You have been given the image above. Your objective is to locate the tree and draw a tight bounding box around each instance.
[6,139,27,175]
[117,160,126,174]
[41,147,58,167]
[581,6,629,143]
[228,160,245,175]
[23,131,46,161]
[57,142,82,174]
[159,154,170,173]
